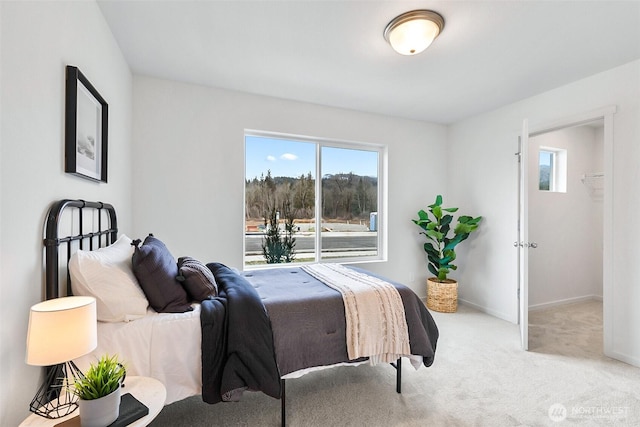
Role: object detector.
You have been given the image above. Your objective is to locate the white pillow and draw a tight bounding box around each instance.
[69,234,149,322]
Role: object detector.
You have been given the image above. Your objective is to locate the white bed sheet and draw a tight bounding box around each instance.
[75,304,202,405]
[74,303,424,405]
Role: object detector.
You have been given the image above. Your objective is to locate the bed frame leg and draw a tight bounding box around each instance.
[396,357,402,393]
[281,378,286,427]
[390,357,402,394]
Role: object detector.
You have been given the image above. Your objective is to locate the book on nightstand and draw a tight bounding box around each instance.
[108,393,149,427]
[54,393,149,427]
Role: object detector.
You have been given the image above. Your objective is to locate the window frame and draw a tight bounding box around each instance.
[244,130,387,268]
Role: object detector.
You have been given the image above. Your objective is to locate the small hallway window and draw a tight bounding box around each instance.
[539,147,567,192]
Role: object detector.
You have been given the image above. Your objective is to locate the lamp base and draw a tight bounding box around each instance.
[30,361,83,419]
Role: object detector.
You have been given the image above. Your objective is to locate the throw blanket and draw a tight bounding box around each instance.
[200,263,281,403]
[301,264,411,364]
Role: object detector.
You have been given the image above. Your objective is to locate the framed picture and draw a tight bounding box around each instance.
[65,65,108,182]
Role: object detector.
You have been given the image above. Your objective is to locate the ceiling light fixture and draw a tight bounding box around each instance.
[384,10,445,56]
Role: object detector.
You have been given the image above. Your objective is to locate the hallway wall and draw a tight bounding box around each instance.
[528,125,604,309]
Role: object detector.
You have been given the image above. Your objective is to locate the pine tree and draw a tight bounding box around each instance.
[282,200,296,263]
[261,202,296,263]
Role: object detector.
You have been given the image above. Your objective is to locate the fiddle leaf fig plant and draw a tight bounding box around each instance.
[412,195,482,282]
[73,354,126,400]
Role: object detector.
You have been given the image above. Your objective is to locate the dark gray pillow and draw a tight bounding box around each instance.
[176,256,218,302]
[131,234,192,313]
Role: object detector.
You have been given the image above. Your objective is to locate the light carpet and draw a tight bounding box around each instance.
[149,300,640,426]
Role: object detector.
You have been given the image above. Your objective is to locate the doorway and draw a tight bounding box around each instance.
[527,120,604,355]
[517,106,615,357]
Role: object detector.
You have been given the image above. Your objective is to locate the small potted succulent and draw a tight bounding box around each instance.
[413,195,482,312]
[73,354,126,427]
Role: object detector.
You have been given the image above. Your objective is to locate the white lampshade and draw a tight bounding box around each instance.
[26,296,97,366]
[384,10,445,56]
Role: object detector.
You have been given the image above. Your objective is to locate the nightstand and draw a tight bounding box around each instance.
[20,376,166,427]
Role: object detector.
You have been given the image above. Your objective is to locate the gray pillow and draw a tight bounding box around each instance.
[131,234,192,313]
[176,256,218,302]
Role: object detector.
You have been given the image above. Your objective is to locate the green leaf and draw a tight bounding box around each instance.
[417,210,430,221]
[428,263,439,277]
[443,249,456,261]
[444,234,464,251]
[454,222,478,235]
[425,229,443,241]
[414,221,429,231]
[458,215,482,226]
[424,245,439,259]
[432,205,442,219]
[443,207,459,213]
[427,254,440,266]
[435,195,443,206]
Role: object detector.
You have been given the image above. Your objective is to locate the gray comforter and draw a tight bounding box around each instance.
[243,266,439,376]
[201,264,439,403]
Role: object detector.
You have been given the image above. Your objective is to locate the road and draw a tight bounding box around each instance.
[245,232,377,253]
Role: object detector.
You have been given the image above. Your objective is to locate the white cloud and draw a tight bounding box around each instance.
[266,155,276,162]
[281,153,298,161]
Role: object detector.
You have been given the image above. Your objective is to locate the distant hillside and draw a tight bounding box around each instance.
[245,170,378,221]
[539,165,551,190]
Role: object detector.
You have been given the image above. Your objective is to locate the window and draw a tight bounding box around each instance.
[538,147,567,192]
[538,150,554,191]
[244,132,385,267]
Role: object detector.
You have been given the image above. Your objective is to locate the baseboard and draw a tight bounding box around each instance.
[528,294,602,312]
[605,349,640,368]
[457,298,515,323]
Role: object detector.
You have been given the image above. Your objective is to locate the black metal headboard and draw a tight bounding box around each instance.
[43,199,118,300]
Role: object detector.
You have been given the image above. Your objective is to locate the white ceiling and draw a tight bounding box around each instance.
[97,0,640,124]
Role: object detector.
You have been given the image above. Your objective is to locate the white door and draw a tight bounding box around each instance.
[518,119,529,350]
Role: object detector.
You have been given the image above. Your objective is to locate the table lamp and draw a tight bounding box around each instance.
[26,296,97,418]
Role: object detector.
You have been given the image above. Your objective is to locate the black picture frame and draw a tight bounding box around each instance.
[65,65,108,183]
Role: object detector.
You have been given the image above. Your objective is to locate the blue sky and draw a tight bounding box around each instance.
[245,136,378,180]
[539,150,553,166]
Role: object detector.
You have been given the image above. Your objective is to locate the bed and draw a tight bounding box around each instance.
[43,199,439,426]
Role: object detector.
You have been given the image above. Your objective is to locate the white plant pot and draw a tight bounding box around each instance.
[78,385,121,427]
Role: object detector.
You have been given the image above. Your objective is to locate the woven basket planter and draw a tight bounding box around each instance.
[426,278,458,313]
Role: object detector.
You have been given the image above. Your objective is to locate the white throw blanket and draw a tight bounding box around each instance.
[301,264,410,364]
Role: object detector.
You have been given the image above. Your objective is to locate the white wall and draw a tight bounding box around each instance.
[448,60,640,365]
[528,125,603,309]
[0,1,133,425]
[131,76,448,297]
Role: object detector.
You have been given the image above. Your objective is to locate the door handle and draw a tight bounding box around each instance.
[513,241,538,248]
